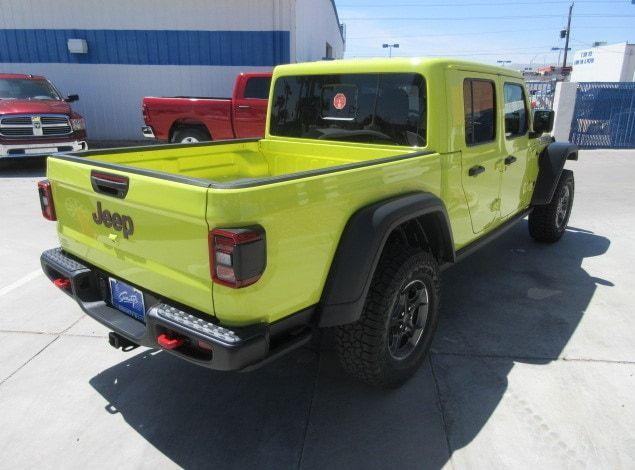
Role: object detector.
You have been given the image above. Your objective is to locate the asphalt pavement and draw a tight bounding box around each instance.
[0,150,633,469]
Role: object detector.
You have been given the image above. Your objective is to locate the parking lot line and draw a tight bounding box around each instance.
[0,269,42,298]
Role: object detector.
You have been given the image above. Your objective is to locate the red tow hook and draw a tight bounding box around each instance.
[157,333,184,350]
[53,277,71,290]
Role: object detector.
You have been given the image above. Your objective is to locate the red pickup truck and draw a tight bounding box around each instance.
[141,73,271,143]
[0,73,87,158]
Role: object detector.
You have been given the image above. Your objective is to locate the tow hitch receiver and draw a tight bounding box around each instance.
[108,332,139,352]
[53,277,71,291]
[157,333,185,350]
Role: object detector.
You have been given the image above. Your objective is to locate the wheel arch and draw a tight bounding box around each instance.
[531,142,578,206]
[168,120,212,142]
[318,192,454,327]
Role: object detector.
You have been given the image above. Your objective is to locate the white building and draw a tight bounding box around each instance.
[570,42,635,83]
[0,0,345,140]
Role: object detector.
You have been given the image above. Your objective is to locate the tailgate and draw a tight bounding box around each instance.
[47,156,215,316]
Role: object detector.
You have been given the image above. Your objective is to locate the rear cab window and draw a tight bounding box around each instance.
[244,77,271,100]
[463,79,496,146]
[269,73,427,147]
[503,83,529,138]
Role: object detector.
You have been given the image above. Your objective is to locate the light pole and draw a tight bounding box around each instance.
[562,2,574,69]
[497,60,511,67]
[551,46,571,68]
[382,43,399,58]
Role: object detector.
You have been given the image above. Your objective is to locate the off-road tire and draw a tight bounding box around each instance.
[172,128,210,144]
[529,169,574,243]
[334,247,440,388]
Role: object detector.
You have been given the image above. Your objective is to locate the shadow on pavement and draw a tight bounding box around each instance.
[0,157,46,177]
[431,222,611,462]
[90,222,611,469]
[91,347,321,469]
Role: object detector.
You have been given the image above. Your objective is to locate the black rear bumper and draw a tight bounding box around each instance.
[40,248,312,371]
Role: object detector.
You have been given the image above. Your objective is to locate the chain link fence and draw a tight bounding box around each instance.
[526,81,556,110]
[569,82,635,149]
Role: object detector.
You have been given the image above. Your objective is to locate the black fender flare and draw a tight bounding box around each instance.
[531,142,578,206]
[318,192,454,327]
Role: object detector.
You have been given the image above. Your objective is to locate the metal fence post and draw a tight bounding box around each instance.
[552,82,578,141]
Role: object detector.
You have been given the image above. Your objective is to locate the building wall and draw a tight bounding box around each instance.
[570,43,635,83]
[0,0,343,140]
[0,0,295,33]
[295,0,345,62]
[621,45,635,82]
[2,63,272,141]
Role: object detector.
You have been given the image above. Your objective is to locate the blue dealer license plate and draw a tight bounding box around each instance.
[109,277,146,322]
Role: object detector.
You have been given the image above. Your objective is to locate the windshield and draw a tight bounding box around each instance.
[0,78,61,100]
[270,73,426,147]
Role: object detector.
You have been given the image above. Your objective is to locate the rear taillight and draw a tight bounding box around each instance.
[37,179,56,221]
[142,103,149,122]
[210,227,266,288]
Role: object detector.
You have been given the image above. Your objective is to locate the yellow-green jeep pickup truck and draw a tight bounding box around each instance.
[39,58,577,387]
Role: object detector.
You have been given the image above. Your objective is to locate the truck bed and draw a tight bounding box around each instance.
[59,138,420,188]
[46,138,437,325]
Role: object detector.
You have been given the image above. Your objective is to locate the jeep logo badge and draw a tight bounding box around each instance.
[92,201,134,239]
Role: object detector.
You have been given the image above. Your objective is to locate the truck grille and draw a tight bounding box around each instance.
[2,116,32,125]
[0,114,72,139]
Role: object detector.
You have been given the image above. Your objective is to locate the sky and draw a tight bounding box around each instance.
[335,0,635,66]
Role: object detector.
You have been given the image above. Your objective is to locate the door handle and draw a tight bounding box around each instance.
[90,170,129,199]
[237,105,251,110]
[468,165,485,177]
[504,156,517,165]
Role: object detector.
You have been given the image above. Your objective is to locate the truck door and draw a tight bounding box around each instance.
[459,75,504,234]
[500,80,531,217]
[232,76,271,138]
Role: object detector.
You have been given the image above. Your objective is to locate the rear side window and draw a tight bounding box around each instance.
[244,77,271,99]
[463,79,496,145]
[503,83,528,138]
[269,73,426,147]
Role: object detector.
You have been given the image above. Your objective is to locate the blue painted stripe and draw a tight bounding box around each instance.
[0,29,290,66]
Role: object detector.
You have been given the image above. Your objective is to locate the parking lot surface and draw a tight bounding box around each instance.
[0,150,634,469]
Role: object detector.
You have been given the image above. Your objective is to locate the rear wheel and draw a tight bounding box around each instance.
[334,247,440,388]
[529,169,574,243]
[171,128,210,144]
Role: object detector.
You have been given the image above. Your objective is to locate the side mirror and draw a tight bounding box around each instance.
[65,94,79,103]
[532,109,554,135]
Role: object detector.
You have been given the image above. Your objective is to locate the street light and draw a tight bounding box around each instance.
[497,60,511,67]
[382,43,399,58]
